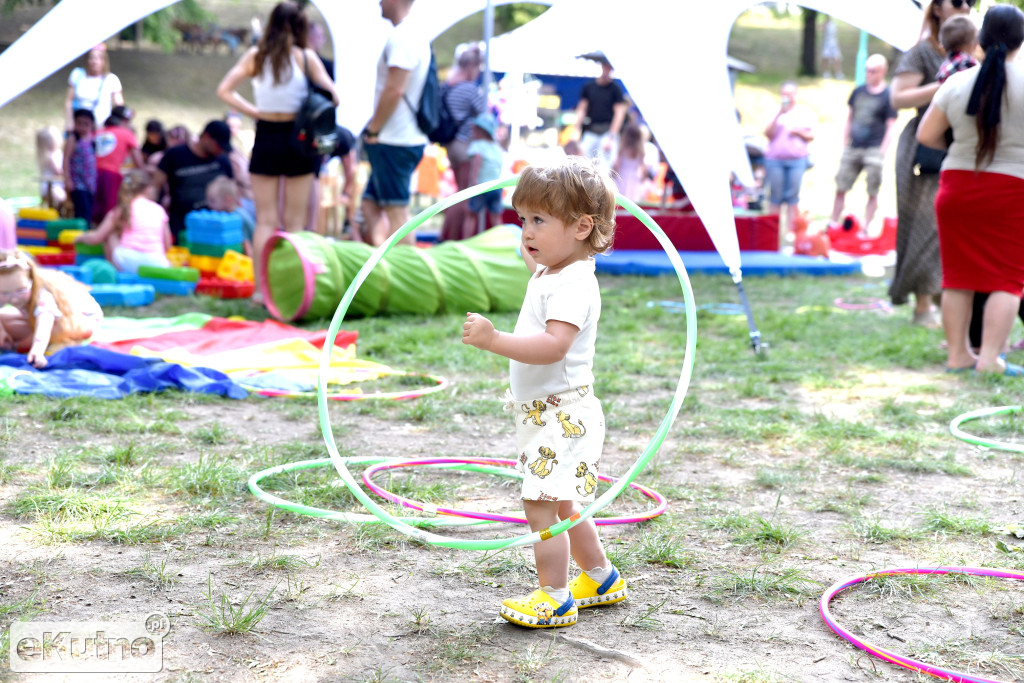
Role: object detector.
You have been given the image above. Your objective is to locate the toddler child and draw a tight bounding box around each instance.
[0,249,103,369]
[75,169,171,274]
[937,15,978,84]
[36,126,66,208]
[206,175,255,256]
[63,108,97,224]
[461,113,505,240]
[462,156,626,628]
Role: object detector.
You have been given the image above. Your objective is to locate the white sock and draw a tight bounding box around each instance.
[542,586,571,603]
[584,565,613,585]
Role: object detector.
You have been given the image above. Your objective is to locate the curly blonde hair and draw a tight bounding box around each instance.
[511,157,616,254]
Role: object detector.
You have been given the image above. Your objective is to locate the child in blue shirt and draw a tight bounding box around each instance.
[462,113,505,239]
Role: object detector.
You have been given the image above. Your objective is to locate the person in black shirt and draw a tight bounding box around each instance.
[152,120,234,242]
[573,56,627,168]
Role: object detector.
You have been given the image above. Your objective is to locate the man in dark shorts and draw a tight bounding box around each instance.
[152,120,234,242]
[360,0,430,246]
[573,56,628,168]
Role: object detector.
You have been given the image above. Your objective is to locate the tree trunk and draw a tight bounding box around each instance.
[801,9,818,76]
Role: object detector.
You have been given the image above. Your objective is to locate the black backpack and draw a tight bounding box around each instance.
[428,83,468,145]
[405,49,446,142]
[294,52,338,157]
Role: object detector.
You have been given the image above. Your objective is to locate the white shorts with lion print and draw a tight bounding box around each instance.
[510,385,605,503]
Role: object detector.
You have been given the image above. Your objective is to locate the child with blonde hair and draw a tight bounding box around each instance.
[462,156,626,628]
[0,250,103,368]
[36,126,66,208]
[74,169,171,273]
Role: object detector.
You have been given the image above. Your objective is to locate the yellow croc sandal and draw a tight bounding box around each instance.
[569,566,628,609]
[499,588,577,628]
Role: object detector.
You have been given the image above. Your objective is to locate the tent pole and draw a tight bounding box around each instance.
[734,278,764,354]
[482,0,494,94]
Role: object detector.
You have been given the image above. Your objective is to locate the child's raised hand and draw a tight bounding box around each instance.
[26,348,48,369]
[462,312,496,350]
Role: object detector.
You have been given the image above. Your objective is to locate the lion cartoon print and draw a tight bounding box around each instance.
[556,410,586,438]
[522,400,547,426]
[575,461,598,496]
[528,446,558,478]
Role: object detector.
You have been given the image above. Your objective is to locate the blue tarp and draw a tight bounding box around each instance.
[595,250,863,277]
[0,346,247,399]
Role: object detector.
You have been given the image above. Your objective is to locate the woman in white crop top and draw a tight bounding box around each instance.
[216,0,339,304]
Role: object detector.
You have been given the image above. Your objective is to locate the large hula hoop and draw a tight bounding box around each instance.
[820,566,1024,682]
[316,176,697,550]
[360,456,667,525]
[949,405,1024,453]
[249,456,503,527]
[248,371,449,401]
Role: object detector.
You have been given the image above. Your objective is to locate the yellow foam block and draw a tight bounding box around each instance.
[21,246,62,256]
[188,254,222,273]
[58,229,84,245]
[167,246,190,267]
[216,250,254,282]
[18,207,59,221]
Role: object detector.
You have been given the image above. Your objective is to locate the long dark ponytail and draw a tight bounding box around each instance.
[966,5,1024,169]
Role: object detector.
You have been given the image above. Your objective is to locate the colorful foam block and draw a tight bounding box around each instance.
[188,254,222,274]
[137,265,201,282]
[89,284,156,307]
[59,229,84,245]
[35,251,76,266]
[55,265,93,284]
[166,246,190,267]
[215,250,254,282]
[195,277,254,299]
[17,207,59,221]
[22,246,61,256]
[16,227,47,241]
[45,218,88,240]
[75,242,105,256]
[136,277,198,296]
[184,210,244,244]
[187,241,244,258]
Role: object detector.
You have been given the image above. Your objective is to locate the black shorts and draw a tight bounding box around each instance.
[249,120,319,177]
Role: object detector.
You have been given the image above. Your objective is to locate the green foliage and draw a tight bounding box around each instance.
[493,3,548,32]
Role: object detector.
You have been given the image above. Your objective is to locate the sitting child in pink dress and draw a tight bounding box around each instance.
[75,169,171,274]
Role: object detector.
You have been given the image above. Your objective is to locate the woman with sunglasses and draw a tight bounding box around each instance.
[917,4,1024,376]
[888,0,974,329]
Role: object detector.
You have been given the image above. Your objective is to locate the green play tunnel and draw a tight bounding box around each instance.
[262,226,530,321]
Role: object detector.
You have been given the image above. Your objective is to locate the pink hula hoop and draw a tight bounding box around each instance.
[820,566,1024,682]
[360,456,667,526]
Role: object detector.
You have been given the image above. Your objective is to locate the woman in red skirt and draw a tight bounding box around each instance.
[918,4,1024,376]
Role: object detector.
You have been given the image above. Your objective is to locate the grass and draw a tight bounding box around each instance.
[198,573,276,635]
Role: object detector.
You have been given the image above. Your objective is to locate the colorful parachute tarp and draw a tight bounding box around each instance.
[262,225,530,322]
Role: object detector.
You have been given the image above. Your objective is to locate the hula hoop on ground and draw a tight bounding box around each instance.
[247,371,449,401]
[316,177,697,550]
[360,456,668,525]
[795,305,847,315]
[833,297,892,312]
[820,566,1024,683]
[949,405,1024,453]
[248,457,498,527]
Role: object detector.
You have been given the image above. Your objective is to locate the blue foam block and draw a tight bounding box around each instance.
[184,210,244,244]
[136,277,197,296]
[55,265,93,284]
[15,219,48,228]
[594,250,863,277]
[89,284,156,307]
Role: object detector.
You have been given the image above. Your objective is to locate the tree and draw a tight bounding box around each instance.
[800,9,818,76]
[2,0,212,52]
[493,3,548,33]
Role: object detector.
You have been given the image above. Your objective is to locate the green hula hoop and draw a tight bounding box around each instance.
[949,405,1024,453]
[317,176,698,550]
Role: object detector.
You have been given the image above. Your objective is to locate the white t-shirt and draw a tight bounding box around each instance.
[69,67,122,127]
[933,61,1024,180]
[375,19,430,146]
[510,258,600,399]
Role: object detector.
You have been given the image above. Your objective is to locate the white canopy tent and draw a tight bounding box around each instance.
[0,0,925,311]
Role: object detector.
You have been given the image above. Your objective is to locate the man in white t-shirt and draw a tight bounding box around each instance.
[361,0,430,246]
